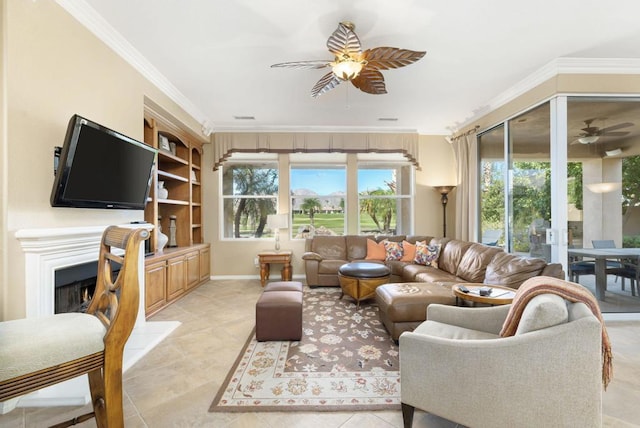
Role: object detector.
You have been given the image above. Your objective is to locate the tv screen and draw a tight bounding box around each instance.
[50,114,157,210]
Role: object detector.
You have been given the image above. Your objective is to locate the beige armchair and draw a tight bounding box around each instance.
[399,297,603,428]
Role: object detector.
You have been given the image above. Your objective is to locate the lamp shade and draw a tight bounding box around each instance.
[266,213,289,230]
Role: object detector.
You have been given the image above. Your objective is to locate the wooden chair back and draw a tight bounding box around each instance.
[0,226,149,428]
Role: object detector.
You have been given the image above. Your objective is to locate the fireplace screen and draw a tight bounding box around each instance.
[54,261,120,314]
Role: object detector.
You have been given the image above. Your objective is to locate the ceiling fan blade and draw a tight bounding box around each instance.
[271,60,331,70]
[362,47,426,70]
[311,72,341,98]
[599,131,630,137]
[598,122,634,134]
[351,68,387,95]
[327,23,362,57]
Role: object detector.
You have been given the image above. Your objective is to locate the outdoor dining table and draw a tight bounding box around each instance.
[568,247,640,300]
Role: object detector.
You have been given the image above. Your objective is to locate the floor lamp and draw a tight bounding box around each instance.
[433,186,456,237]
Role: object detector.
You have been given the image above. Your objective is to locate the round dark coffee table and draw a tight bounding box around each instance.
[338,261,391,308]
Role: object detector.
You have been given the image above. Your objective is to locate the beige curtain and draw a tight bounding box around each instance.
[451,132,478,241]
[213,132,421,170]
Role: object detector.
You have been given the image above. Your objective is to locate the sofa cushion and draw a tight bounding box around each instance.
[514,294,569,335]
[414,242,441,267]
[318,259,349,274]
[311,236,347,260]
[400,240,417,262]
[484,253,547,288]
[414,269,464,284]
[376,235,406,243]
[384,240,404,261]
[456,243,504,282]
[346,235,371,260]
[437,239,473,275]
[386,260,411,277]
[406,235,433,244]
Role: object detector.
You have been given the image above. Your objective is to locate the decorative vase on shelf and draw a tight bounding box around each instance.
[168,215,177,247]
[157,216,168,253]
[157,181,169,199]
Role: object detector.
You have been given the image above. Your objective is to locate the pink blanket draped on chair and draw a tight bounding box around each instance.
[500,276,613,389]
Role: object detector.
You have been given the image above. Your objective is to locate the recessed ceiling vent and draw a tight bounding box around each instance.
[234,116,256,120]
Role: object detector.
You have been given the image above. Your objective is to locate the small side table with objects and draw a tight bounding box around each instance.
[452,284,515,306]
[258,250,293,287]
[338,261,391,308]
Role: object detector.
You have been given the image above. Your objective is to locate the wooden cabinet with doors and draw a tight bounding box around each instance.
[142,105,210,317]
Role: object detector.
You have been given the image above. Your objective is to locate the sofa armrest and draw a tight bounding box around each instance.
[426,303,511,335]
[302,251,323,262]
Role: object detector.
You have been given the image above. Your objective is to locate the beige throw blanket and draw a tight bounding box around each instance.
[500,276,613,389]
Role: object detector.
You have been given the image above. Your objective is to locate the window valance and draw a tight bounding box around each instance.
[213,132,420,170]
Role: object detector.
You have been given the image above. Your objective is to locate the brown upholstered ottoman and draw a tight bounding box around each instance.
[338,261,391,308]
[375,282,456,341]
[255,282,303,341]
[263,280,303,293]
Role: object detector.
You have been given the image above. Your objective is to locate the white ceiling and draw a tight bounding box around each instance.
[76,0,640,135]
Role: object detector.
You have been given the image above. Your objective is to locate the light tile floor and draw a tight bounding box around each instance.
[1,279,639,427]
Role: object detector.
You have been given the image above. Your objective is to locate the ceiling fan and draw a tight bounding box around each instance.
[572,118,634,144]
[271,21,426,98]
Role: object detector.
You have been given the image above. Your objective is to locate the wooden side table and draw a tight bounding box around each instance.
[258,250,293,287]
[452,284,516,306]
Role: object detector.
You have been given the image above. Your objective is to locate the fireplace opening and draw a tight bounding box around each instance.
[55,261,120,314]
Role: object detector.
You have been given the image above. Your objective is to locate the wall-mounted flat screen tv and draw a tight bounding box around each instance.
[50,114,157,210]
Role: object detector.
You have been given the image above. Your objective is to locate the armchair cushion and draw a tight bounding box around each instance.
[413,320,499,340]
[515,293,568,335]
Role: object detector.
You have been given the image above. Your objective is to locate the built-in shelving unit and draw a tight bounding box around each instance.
[142,106,210,318]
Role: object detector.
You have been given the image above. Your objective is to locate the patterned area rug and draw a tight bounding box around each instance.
[209,287,400,412]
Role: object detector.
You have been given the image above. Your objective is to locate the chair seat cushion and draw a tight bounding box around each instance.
[0,313,106,382]
[413,320,500,340]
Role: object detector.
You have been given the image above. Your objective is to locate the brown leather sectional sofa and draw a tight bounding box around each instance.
[302,234,565,339]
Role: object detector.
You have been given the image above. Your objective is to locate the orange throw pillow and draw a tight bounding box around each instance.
[365,239,386,261]
[400,240,417,262]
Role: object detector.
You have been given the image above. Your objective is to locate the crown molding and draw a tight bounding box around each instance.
[456,57,640,132]
[55,0,208,126]
[211,125,419,134]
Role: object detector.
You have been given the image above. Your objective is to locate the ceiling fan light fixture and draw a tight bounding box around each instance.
[578,135,599,144]
[331,58,364,81]
[586,182,621,194]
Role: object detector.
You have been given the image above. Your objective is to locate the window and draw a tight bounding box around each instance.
[221,160,278,238]
[290,164,346,237]
[358,162,413,235]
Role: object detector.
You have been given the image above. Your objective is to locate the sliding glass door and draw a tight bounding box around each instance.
[478,103,552,259]
[567,97,640,312]
[478,95,640,312]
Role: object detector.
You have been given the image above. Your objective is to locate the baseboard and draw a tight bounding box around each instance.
[210,274,306,281]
